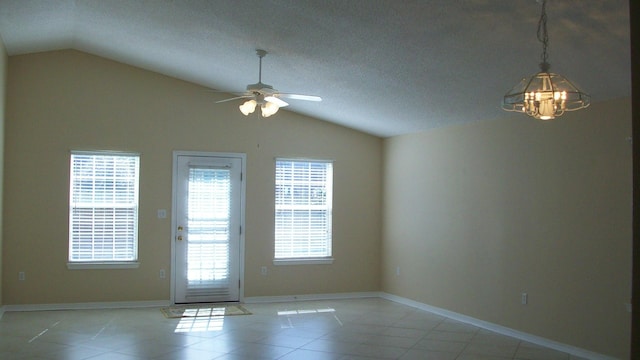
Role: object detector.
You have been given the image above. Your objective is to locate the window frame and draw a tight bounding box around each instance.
[273,158,334,265]
[67,150,141,270]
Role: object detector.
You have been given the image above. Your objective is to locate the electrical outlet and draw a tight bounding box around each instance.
[159,269,166,279]
[396,266,400,276]
[261,266,268,276]
[521,292,528,305]
[18,272,25,281]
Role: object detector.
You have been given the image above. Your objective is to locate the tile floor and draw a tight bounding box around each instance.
[0,298,588,359]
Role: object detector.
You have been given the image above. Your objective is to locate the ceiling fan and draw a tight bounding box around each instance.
[216,49,322,117]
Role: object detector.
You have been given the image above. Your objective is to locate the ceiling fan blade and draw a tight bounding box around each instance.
[215,95,252,104]
[265,96,289,107]
[277,93,322,102]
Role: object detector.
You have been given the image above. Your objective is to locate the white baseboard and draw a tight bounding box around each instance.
[3,300,170,312]
[380,293,617,360]
[244,291,382,304]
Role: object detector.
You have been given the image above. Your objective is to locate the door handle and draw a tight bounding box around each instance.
[177,235,183,241]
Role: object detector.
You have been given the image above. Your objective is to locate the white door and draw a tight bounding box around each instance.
[173,153,244,303]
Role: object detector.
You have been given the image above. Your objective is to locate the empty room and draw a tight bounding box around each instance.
[0,1,636,359]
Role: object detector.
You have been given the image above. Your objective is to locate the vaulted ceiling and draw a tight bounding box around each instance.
[0,0,631,137]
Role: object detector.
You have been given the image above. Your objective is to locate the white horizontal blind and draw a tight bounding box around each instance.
[69,152,139,262]
[186,166,231,296]
[275,159,333,259]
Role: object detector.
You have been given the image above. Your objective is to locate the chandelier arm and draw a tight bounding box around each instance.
[558,76,592,108]
[522,73,538,94]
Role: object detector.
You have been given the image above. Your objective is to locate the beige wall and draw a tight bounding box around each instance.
[382,99,632,358]
[4,46,631,357]
[2,50,382,304]
[0,35,6,306]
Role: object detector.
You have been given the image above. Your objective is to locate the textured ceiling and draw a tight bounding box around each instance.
[0,0,631,137]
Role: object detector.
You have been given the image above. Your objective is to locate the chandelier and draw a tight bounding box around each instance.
[502,0,590,120]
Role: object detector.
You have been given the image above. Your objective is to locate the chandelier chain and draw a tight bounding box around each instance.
[537,0,549,70]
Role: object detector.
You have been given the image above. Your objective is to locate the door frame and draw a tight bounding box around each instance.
[170,150,246,304]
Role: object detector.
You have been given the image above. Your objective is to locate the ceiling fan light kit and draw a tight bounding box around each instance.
[218,49,322,118]
[502,0,590,120]
[239,99,257,115]
[239,97,280,118]
[260,100,280,117]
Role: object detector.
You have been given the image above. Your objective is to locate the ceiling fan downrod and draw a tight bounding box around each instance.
[256,49,267,84]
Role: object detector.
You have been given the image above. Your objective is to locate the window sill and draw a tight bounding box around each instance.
[273,258,334,266]
[67,262,140,270]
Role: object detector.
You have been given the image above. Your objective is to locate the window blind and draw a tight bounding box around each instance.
[69,152,140,262]
[275,159,333,259]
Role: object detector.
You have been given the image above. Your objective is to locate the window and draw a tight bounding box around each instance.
[68,152,140,268]
[275,159,333,264]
